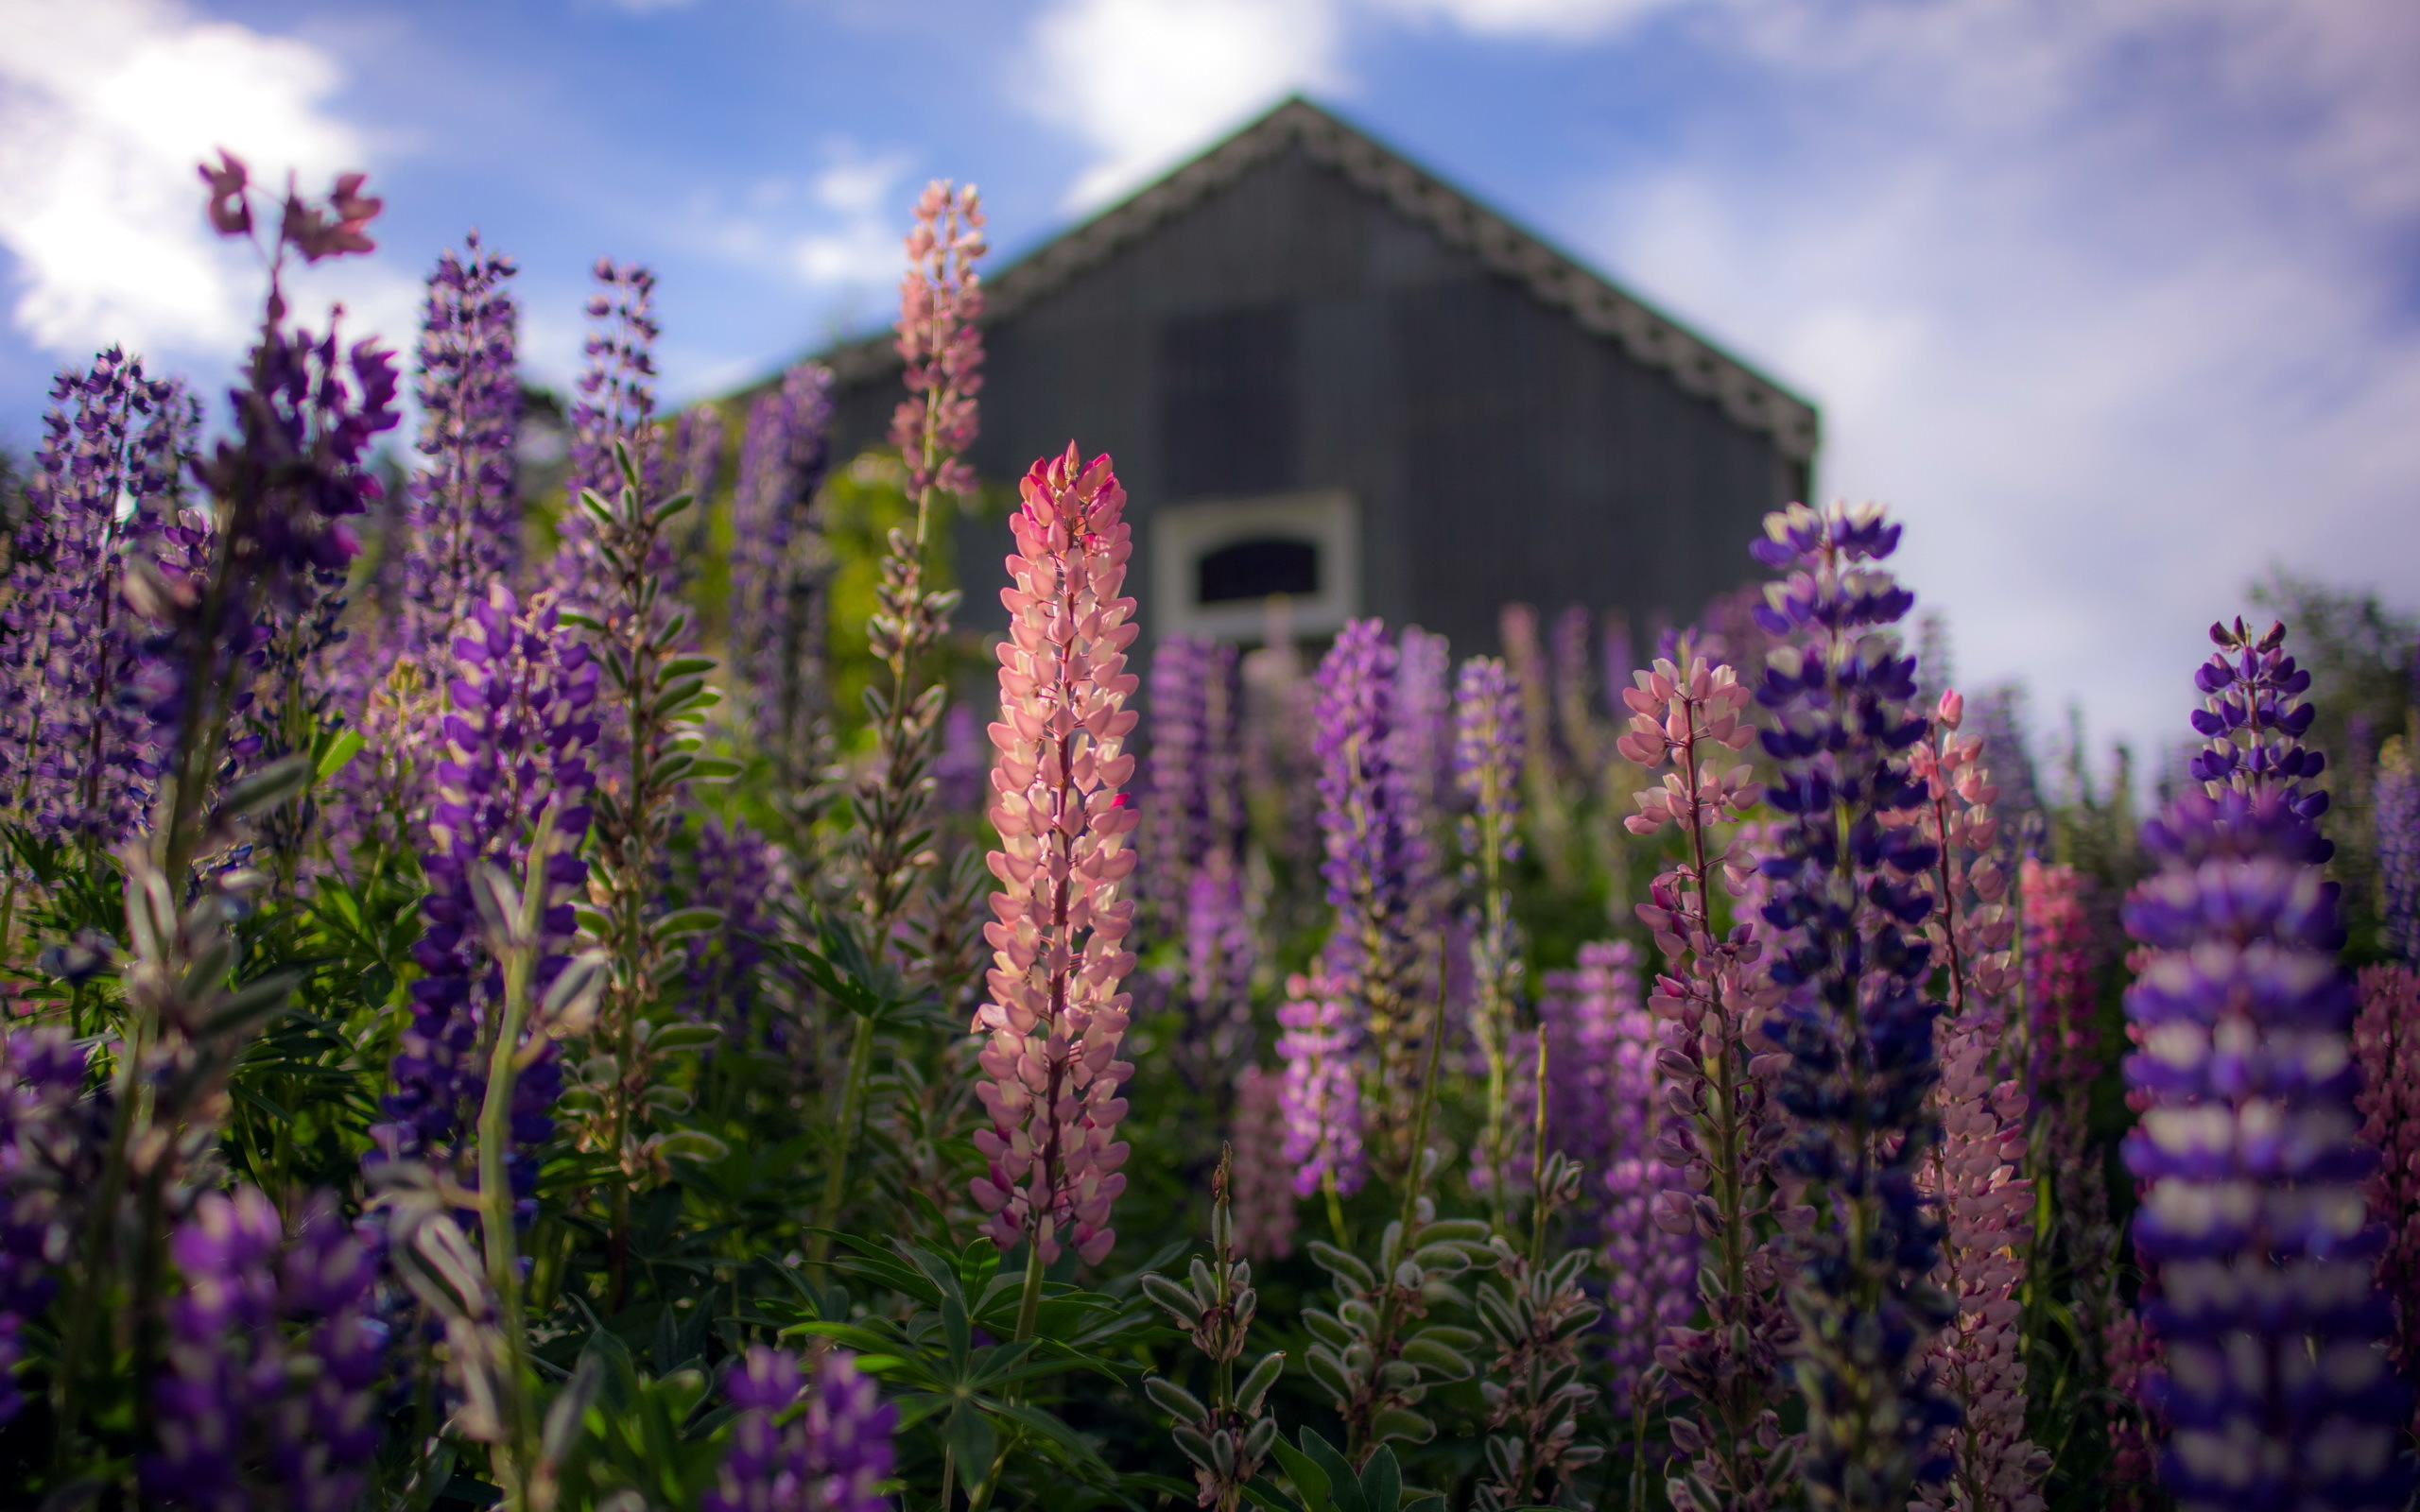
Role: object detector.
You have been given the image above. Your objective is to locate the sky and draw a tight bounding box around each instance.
[1,0,2416,771]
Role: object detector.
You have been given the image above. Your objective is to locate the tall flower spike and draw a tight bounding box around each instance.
[2353,965,2420,1405]
[1229,1065,1298,1261]
[1614,638,1792,1511]
[1750,500,1957,1509]
[0,1028,106,1426]
[550,261,661,617]
[1454,655,1527,1201]
[1277,964,1365,1203]
[970,445,1140,1268]
[1313,619,1427,1177]
[684,818,789,1045]
[728,362,837,782]
[404,232,521,652]
[1184,844,1257,1087]
[2377,736,2418,964]
[1146,635,1246,934]
[704,1346,897,1512]
[2121,618,2410,1509]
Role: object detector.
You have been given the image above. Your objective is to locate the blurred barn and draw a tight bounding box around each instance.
[803,96,1818,653]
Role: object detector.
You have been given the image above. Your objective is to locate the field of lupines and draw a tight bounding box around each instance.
[0,150,2415,1512]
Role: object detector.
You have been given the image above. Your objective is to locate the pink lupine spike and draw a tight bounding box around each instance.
[971,445,1140,1268]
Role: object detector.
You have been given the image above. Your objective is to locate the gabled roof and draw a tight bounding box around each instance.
[821,96,1819,462]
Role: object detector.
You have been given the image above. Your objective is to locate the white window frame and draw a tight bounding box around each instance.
[1150,490,1360,642]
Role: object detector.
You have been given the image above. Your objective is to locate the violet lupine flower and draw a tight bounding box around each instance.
[1750,501,1957,1504]
[1184,844,1256,1083]
[2353,965,2420,1388]
[404,232,522,651]
[889,181,986,507]
[1229,1064,1298,1261]
[1392,625,1454,839]
[1276,964,1364,1200]
[380,583,599,1211]
[1,1028,101,1425]
[705,1346,898,1512]
[1455,654,1526,1194]
[142,1187,388,1511]
[2377,737,2418,964]
[1916,1004,2048,1512]
[728,362,838,775]
[1313,618,1427,1173]
[550,260,663,615]
[0,352,193,842]
[1146,635,1245,931]
[1548,604,1602,770]
[2121,619,2410,1508]
[970,446,1140,1267]
[685,817,788,1043]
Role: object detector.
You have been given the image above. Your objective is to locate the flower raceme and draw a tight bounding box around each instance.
[971,445,1141,1267]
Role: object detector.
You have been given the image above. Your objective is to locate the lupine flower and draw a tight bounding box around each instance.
[1973,686,2045,850]
[1145,635,1245,932]
[403,232,521,651]
[1276,964,1364,1200]
[142,1186,388,1511]
[728,362,837,778]
[2353,965,2420,1389]
[1548,604,1604,771]
[1313,618,1427,1174]
[685,817,788,1043]
[1392,625,1455,842]
[0,352,194,844]
[2121,617,2409,1509]
[549,260,663,618]
[1749,500,1957,1506]
[1184,844,1256,1085]
[2377,736,2418,964]
[889,181,985,507]
[1917,1003,2047,1512]
[970,445,1140,1267]
[705,1346,898,1512]
[380,583,599,1211]
[0,1027,101,1425]
[1229,1064,1297,1261]
[1455,654,1527,1195]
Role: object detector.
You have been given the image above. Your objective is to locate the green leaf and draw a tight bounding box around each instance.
[944,1402,996,1487]
[314,729,366,782]
[1268,1435,1332,1509]
[1298,1431,1363,1512]
[1355,1445,1401,1512]
[222,753,313,816]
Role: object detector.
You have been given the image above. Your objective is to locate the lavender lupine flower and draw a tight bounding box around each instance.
[142,1187,388,1511]
[403,232,521,651]
[704,1346,898,1512]
[381,583,599,1211]
[970,446,1140,1268]
[1455,654,1526,1197]
[2377,737,2418,964]
[1145,635,1245,931]
[549,261,662,616]
[1313,618,1427,1176]
[2121,617,2410,1509]
[1,1028,101,1424]
[0,352,193,844]
[727,362,837,779]
[2354,965,2420,1385]
[1548,604,1604,771]
[1184,844,1256,1083]
[1750,501,1957,1507]
[685,817,787,1042]
[1229,1064,1297,1261]
[1277,964,1364,1202]
[1392,625,1454,839]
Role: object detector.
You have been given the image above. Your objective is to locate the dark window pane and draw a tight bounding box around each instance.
[1198,537,1320,604]
[1160,303,1296,499]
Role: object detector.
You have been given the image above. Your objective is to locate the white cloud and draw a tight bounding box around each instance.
[1588,0,2420,755]
[1359,0,1696,42]
[0,0,413,368]
[1018,0,1346,210]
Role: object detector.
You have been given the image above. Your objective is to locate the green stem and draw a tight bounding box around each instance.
[1322,1169,1351,1252]
[1527,1028,1550,1268]
[1011,1235,1046,1344]
[477,873,548,1510]
[808,1013,878,1270]
[49,996,150,1471]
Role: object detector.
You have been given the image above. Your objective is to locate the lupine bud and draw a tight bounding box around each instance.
[970,445,1139,1267]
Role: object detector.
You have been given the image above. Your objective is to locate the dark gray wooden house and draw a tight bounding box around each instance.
[811,96,1818,653]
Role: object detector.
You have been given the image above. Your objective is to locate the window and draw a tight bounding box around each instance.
[1151,490,1358,642]
[1198,537,1320,603]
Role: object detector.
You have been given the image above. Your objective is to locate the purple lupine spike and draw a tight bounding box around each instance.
[727,362,837,775]
[1582,941,1694,1417]
[1313,619,1426,1174]
[378,582,598,1213]
[405,232,522,652]
[1184,843,1256,1082]
[663,403,725,598]
[1548,604,1600,769]
[2377,737,2418,965]
[1146,636,1246,935]
[931,700,988,819]
[705,1346,896,1512]
[2121,624,2411,1509]
[0,1028,103,1426]
[550,261,661,614]
[685,817,787,1045]
[143,1188,387,1509]
[1229,1064,1297,1261]
[1454,654,1526,1194]
[0,352,193,844]
[1392,626,1453,833]
[2355,964,2420,1391]
[1277,964,1364,1200]
[1751,500,1957,1501]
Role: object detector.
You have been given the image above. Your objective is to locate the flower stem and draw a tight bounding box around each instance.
[808,1012,877,1271]
[478,910,542,1509]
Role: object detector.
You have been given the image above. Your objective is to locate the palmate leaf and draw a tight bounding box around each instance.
[778,910,955,1032]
